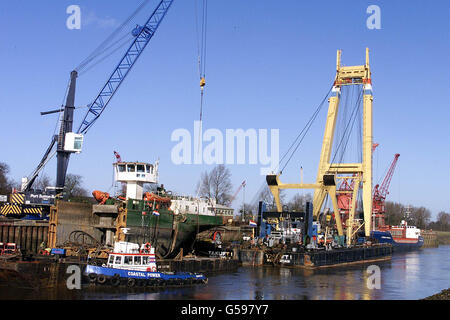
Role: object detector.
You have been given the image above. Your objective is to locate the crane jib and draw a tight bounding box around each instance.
[77,0,174,135]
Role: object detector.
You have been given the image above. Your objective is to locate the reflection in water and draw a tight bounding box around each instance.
[1,246,450,300]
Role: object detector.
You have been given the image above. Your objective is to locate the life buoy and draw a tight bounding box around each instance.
[142,242,151,253]
[212,231,221,242]
[111,275,121,287]
[88,273,97,283]
[127,278,136,287]
[97,275,107,284]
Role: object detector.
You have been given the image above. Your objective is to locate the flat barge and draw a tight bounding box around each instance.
[277,244,392,268]
[238,243,392,268]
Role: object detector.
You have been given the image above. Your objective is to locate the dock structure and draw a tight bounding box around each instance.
[421,230,438,248]
[0,218,49,253]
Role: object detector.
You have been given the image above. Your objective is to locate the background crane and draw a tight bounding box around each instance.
[335,152,400,231]
[7,1,175,221]
[372,153,400,228]
[22,0,174,193]
[230,181,246,204]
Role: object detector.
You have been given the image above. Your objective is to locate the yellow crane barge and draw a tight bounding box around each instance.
[254,48,392,268]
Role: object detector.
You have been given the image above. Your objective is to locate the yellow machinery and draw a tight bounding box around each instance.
[266,48,374,246]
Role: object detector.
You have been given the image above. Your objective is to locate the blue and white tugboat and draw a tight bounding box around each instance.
[84,241,207,287]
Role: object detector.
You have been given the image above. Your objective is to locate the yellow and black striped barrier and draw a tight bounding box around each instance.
[1,201,45,216]
[0,204,22,215]
[10,193,25,204]
[23,207,42,215]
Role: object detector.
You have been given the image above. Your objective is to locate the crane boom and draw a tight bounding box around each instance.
[23,1,174,193]
[373,153,400,215]
[230,181,246,203]
[373,154,400,199]
[77,0,174,134]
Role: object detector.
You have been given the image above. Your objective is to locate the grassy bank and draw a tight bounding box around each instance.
[423,288,450,300]
[435,231,450,245]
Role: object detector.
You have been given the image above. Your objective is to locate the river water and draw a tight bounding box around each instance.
[1,245,450,300]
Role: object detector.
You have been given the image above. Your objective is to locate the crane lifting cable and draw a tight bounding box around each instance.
[278,85,333,174]
[330,86,364,166]
[194,0,208,155]
[75,0,152,74]
[195,0,208,96]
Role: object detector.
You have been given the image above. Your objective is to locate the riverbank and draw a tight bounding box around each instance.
[435,231,450,245]
[423,288,450,300]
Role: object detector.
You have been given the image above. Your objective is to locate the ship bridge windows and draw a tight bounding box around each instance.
[114,255,123,265]
[133,256,142,265]
[137,165,145,173]
[118,164,126,172]
[145,165,153,174]
[124,256,133,265]
[127,164,135,172]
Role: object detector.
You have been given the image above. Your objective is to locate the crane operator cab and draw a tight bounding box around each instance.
[64,132,84,153]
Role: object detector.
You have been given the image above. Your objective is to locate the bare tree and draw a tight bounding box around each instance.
[253,185,286,210]
[0,162,13,195]
[197,165,233,206]
[34,173,53,191]
[65,174,88,198]
[409,206,431,229]
[436,211,450,231]
[384,201,405,226]
[288,193,313,211]
[238,202,256,221]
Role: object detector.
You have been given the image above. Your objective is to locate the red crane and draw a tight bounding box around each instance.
[230,180,246,203]
[336,149,399,229]
[337,143,378,218]
[372,153,400,227]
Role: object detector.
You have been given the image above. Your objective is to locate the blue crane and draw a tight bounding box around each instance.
[23,0,175,192]
[77,0,174,134]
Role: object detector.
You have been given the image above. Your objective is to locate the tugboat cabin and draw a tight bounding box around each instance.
[106,242,157,272]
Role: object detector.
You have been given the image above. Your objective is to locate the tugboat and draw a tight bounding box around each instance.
[84,241,207,287]
[111,157,232,258]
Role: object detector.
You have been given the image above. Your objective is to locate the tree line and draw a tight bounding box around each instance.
[0,161,88,198]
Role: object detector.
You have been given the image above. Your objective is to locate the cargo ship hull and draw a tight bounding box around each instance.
[371,231,424,252]
[125,209,224,258]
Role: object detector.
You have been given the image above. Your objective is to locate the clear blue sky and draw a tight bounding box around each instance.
[0,1,449,219]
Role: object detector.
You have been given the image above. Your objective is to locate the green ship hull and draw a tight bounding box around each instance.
[124,199,224,258]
